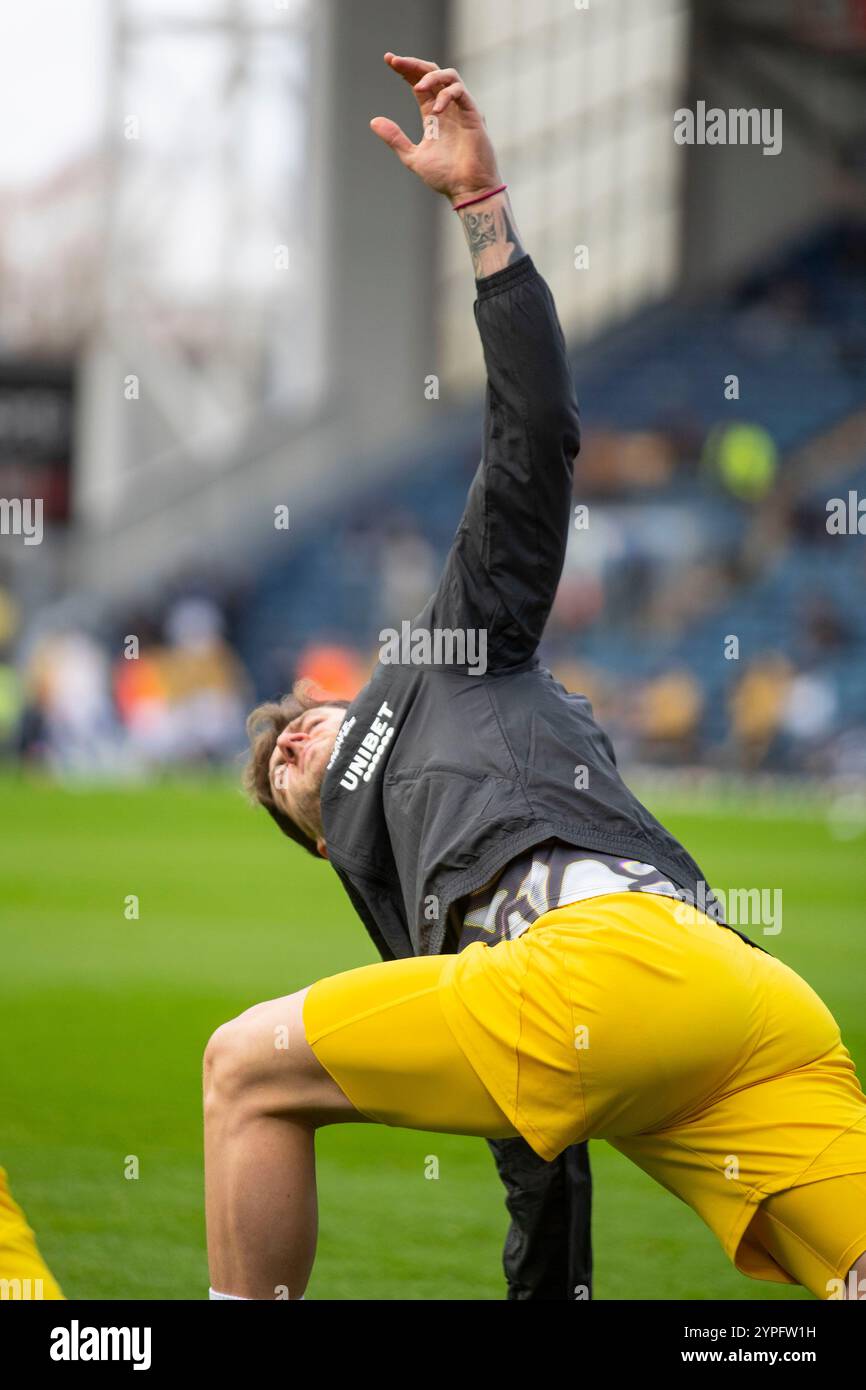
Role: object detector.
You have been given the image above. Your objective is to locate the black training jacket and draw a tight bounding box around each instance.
[321,254,734,962]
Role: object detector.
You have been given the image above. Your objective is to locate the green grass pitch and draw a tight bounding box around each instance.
[2,774,863,1300]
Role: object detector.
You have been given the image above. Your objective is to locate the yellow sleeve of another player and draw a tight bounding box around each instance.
[0,1166,64,1300]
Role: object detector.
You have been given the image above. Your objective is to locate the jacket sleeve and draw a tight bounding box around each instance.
[422,255,580,671]
[332,863,409,962]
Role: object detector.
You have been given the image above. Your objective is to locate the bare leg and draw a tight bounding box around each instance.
[845,1249,866,1301]
[205,954,517,1300]
[203,987,367,1300]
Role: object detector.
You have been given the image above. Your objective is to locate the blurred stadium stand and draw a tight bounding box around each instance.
[235,219,866,777]
[1,0,865,780]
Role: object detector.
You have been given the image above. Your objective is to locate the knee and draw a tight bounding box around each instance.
[203,990,309,1118]
[203,1012,260,1115]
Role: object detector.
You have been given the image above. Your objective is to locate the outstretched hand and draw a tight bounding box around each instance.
[370,53,502,203]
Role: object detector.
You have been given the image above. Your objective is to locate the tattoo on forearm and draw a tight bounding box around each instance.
[464,211,498,271]
[459,196,524,277]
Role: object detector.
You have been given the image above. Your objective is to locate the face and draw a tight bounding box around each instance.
[268,705,346,850]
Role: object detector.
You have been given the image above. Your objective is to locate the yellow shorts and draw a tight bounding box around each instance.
[0,1167,64,1300]
[304,893,866,1296]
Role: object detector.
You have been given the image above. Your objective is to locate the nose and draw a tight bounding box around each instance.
[277,725,306,756]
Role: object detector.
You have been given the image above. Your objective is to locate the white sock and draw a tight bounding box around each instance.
[209,1287,305,1300]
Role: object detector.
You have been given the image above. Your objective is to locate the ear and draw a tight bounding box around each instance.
[316,838,329,860]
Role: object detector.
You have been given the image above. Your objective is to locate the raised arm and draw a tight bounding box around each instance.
[372,56,580,670]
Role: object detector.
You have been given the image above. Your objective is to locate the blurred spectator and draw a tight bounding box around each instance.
[801,595,852,660]
[157,598,250,765]
[780,670,838,767]
[25,630,115,773]
[575,429,676,493]
[635,669,705,764]
[728,654,794,770]
[113,644,173,766]
[295,641,370,702]
[0,585,23,754]
[702,422,779,502]
[0,661,23,752]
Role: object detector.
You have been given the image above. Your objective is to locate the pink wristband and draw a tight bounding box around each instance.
[452,183,508,212]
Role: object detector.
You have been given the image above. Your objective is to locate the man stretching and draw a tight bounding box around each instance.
[205,54,866,1302]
